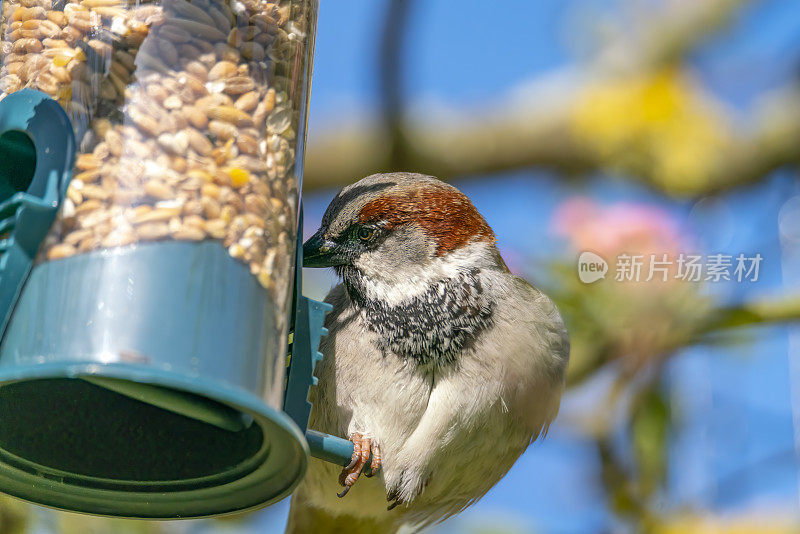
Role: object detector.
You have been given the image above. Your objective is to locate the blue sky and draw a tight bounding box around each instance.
[282,1,800,533]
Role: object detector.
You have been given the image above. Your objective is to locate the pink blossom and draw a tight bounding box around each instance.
[552,197,686,258]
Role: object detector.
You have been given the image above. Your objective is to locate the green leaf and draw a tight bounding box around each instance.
[631,386,670,498]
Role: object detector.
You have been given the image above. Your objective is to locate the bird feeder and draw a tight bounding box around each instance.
[0,0,354,519]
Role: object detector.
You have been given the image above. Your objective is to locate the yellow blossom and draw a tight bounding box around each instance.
[571,67,729,194]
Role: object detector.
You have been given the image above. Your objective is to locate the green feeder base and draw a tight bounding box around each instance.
[0,242,309,518]
[0,362,307,519]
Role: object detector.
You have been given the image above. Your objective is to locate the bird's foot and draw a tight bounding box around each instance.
[337,433,382,498]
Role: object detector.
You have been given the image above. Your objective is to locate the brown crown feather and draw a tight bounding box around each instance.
[357,185,495,256]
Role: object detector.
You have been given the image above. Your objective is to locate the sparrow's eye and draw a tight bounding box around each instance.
[357,227,374,241]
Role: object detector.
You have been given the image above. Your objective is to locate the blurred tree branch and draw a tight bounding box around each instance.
[703,292,800,332]
[378,0,414,170]
[304,85,800,196]
[304,0,800,197]
[564,290,800,389]
[305,103,592,189]
[622,0,748,69]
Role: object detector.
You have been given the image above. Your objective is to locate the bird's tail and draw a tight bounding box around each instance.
[286,494,400,534]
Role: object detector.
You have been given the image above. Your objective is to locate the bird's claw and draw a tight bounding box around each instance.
[386,488,404,510]
[336,433,382,498]
[386,471,431,510]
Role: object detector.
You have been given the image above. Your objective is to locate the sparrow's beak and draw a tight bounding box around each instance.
[303,231,347,267]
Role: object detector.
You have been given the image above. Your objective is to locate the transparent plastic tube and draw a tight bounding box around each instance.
[4,0,315,291]
[0,0,316,345]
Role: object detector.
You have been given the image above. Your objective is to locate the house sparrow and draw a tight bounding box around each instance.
[287,173,569,533]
